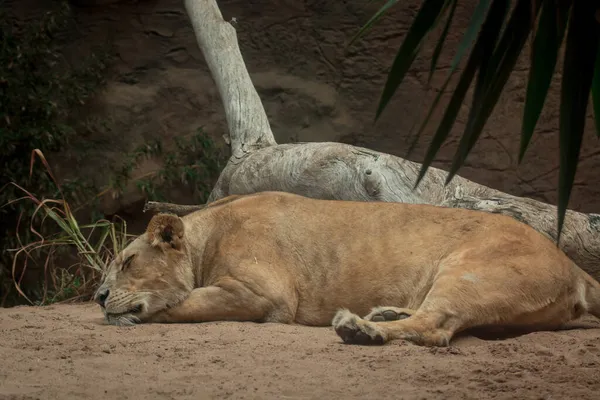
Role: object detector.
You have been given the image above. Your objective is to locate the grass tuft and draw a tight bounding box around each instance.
[4,150,133,306]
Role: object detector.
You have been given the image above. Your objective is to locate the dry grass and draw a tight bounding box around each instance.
[3,149,133,305]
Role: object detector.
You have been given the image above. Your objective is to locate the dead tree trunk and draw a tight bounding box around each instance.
[173,0,600,280]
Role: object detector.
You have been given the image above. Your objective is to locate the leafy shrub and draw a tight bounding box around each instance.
[111,128,225,204]
[7,128,225,306]
[1,2,226,305]
[0,2,111,304]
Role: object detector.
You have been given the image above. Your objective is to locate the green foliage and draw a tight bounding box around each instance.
[0,2,225,306]
[0,1,112,303]
[351,0,600,241]
[6,127,224,306]
[109,128,225,204]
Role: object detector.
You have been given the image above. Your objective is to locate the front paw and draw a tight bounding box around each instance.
[332,309,387,345]
[147,308,172,323]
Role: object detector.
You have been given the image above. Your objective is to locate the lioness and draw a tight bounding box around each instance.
[94,191,600,346]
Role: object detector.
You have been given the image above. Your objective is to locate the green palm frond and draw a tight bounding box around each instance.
[352,0,600,241]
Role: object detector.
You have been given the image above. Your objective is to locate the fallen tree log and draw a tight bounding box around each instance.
[143,201,205,216]
[159,0,600,280]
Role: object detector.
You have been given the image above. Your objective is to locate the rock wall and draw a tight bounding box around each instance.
[10,0,600,215]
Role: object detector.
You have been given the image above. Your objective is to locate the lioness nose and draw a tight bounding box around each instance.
[94,289,109,308]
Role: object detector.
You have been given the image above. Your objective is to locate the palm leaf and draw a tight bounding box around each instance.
[347,0,400,47]
[414,0,504,187]
[445,0,539,184]
[428,0,458,83]
[557,1,599,242]
[351,0,600,238]
[449,0,493,70]
[519,0,568,163]
[404,0,492,159]
[374,0,447,120]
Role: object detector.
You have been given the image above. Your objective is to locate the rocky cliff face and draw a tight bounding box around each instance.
[10,0,600,215]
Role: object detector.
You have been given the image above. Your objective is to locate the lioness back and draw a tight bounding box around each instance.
[198,192,580,325]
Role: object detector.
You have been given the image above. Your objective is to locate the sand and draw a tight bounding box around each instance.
[1,303,599,399]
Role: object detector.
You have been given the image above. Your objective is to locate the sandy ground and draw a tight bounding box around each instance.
[1,304,600,400]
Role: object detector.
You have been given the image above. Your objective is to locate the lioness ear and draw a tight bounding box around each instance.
[146,213,185,250]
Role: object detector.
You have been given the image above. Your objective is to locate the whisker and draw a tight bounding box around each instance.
[116,314,139,326]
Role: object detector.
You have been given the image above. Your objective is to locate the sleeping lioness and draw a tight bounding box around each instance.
[94,191,600,346]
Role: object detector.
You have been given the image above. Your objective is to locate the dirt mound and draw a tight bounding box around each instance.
[1,304,599,399]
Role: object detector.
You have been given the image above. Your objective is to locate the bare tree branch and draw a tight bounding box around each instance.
[184,0,276,158]
[143,201,205,216]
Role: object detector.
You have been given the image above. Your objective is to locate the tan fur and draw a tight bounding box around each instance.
[94,191,600,346]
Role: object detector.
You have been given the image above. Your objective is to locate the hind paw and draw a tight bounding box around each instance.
[363,306,413,322]
[332,309,387,345]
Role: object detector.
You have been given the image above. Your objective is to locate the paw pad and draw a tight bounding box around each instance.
[370,310,411,322]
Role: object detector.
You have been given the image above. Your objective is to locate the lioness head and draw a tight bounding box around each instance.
[93,213,194,326]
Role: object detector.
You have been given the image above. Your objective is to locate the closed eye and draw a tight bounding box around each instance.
[122,254,136,271]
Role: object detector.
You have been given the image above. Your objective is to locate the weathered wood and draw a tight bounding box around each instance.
[178,0,600,280]
[184,0,276,160]
[143,201,205,216]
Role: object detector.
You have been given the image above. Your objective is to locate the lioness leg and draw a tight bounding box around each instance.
[149,278,281,324]
[334,258,581,347]
[334,309,457,346]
